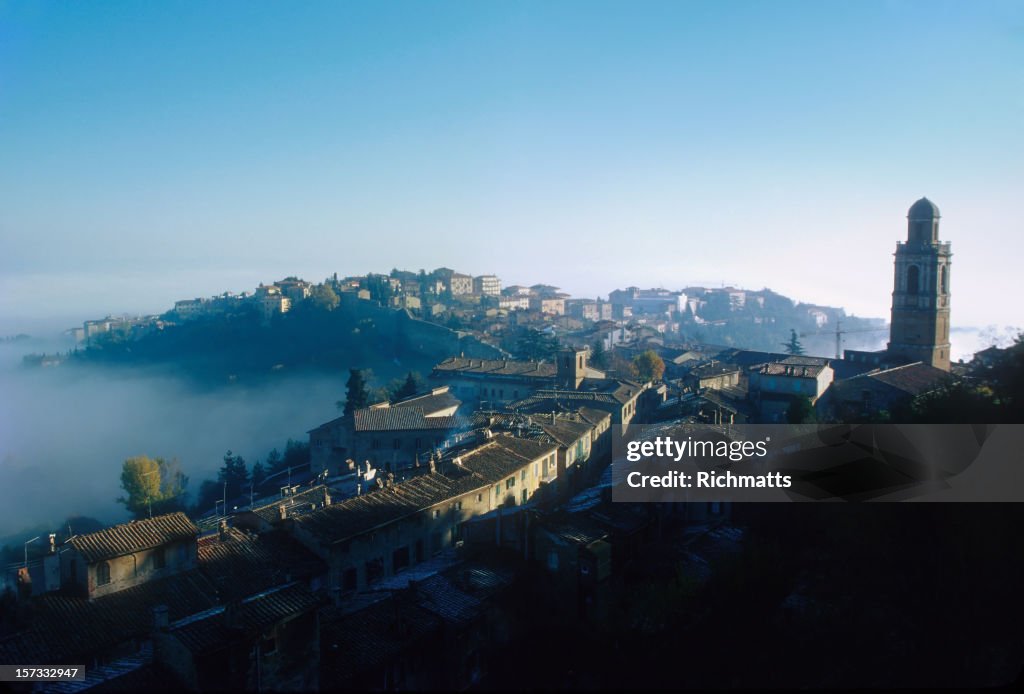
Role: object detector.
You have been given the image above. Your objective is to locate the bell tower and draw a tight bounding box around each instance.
[887,197,952,371]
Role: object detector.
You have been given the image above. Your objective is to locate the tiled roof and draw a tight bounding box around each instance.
[388,387,461,414]
[249,484,333,524]
[68,512,199,563]
[169,582,321,654]
[354,408,468,432]
[320,596,443,682]
[864,362,949,395]
[197,527,326,601]
[432,356,557,379]
[414,573,481,625]
[294,436,554,546]
[0,569,218,664]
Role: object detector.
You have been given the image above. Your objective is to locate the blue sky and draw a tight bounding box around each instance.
[1,0,1021,333]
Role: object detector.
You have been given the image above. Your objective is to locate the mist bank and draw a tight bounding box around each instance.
[0,340,349,535]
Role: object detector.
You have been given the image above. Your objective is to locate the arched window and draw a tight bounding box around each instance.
[907,265,920,295]
[96,561,111,586]
[940,266,948,294]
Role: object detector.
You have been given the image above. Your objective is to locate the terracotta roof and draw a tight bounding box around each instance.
[294,436,554,546]
[864,362,949,395]
[68,512,199,563]
[320,596,443,682]
[387,387,461,413]
[432,356,557,379]
[0,568,218,664]
[354,408,469,432]
[197,527,326,601]
[169,582,321,654]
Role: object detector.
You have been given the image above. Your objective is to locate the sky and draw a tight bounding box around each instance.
[1,0,1022,335]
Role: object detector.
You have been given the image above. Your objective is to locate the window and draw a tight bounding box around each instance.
[365,557,384,585]
[372,439,381,450]
[907,265,920,295]
[521,489,528,505]
[455,501,463,511]
[533,463,539,478]
[494,484,500,498]
[393,438,401,450]
[521,470,527,482]
[342,567,357,592]
[433,509,441,519]
[547,551,559,571]
[476,493,482,502]
[153,546,166,570]
[96,561,110,586]
[415,438,422,449]
[261,637,277,656]
[393,546,410,573]
[940,266,948,294]
[506,477,515,490]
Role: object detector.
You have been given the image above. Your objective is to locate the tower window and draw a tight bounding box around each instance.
[940,266,948,294]
[907,266,920,295]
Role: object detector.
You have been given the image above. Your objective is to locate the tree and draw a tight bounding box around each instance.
[309,283,340,311]
[783,329,805,356]
[118,456,162,517]
[517,328,560,361]
[282,439,311,469]
[218,450,250,505]
[118,456,188,518]
[786,396,816,424]
[251,461,267,491]
[342,368,369,415]
[633,349,666,382]
[590,340,608,370]
[392,372,421,401]
[265,447,283,473]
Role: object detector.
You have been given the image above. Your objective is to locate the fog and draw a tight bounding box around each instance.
[0,338,345,536]
[0,321,1014,540]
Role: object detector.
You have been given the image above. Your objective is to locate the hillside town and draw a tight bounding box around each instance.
[3,198,1021,690]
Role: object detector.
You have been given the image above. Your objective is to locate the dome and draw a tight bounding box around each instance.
[908,197,940,220]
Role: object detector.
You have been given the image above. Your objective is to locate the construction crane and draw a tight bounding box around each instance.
[800,320,888,359]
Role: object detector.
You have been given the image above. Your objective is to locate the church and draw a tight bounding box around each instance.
[844,197,953,372]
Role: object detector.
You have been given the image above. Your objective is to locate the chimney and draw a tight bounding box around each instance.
[48,533,56,554]
[218,519,229,542]
[323,487,332,506]
[278,504,287,521]
[152,604,169,631]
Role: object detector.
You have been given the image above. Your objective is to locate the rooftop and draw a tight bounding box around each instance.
[432,356,557,379]
[68,512,199,564]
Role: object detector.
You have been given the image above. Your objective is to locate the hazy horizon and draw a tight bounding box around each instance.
[2,1,1022,335]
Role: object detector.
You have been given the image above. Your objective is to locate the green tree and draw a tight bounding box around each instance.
[905,378,999,423]
[783,329,805,356]
[309,283,340,311]
[218,450,250,504]
[251,461,266,491]
[118,456,188,518]
[786,396,816,424]
[342,368,369,415]
[282,439,311,469]
[392,371,421,401]
[517,328,560,360]
[265,447,283,473]
[632,349,666,382]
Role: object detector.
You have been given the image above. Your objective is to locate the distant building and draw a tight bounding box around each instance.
[473,275,501,296]
[431,357,559,407]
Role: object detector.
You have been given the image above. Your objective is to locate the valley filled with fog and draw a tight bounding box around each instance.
[0,338,346,536]
[0,324,1013,541]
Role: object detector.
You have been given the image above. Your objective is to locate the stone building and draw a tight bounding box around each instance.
[887,197,953,371]
[289,435,557,597]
